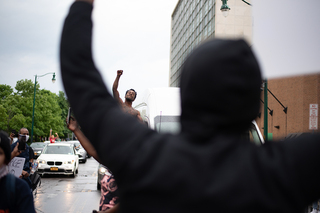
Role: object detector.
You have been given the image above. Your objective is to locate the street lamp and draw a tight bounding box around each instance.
[220,0,251,17]
[263,80,268,141]
[30,72,56,142]
[220,0,230,17]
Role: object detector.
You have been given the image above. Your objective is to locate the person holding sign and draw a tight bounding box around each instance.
[0,131,36,212]
[10,127,32,189]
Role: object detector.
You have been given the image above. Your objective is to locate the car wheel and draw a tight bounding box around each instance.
[83,159,87,163]
[97,182,101,190]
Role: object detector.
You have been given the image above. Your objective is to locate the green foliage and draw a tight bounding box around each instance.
[0,105,8,130]
[31,89,64,139]
[56,91,71,138]
[0,84,13,103]
[0,79,70,142]
[9,114,27,131]
[15,79,39,97]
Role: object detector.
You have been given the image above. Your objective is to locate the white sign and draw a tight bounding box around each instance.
[8,157,25,178]
[309,104,318,130]
[252,0,320,79]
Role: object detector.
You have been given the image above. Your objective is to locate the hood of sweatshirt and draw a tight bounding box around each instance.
[179,39,262,140]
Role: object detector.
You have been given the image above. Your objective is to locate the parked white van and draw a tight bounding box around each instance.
[135,87,264,144]
[135,87,181,134]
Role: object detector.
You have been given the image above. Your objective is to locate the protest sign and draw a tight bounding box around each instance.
[8,157,26,178]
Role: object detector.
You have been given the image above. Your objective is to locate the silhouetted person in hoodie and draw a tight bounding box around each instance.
[60,1,320,213]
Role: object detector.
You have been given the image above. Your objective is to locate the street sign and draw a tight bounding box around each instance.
[309,104,318,130]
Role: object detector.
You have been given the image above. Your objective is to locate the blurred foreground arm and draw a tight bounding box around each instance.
[76,0,93,4]
[66,116,101,163]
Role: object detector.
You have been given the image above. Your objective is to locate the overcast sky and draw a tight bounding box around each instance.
[1,0,319,105]
[252,0,320,79]
[0,0,178,104]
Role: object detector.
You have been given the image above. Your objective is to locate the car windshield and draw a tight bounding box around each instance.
[30,143,46,148]
[72,142,82,150]
[75,142,82,148]
[43,146,73,155]
[154,116,181,134]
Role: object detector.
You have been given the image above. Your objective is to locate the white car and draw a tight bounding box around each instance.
[37,143,79,177]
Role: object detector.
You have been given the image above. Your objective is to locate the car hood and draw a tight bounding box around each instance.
[77,148,86,152]
[38,154,77,161]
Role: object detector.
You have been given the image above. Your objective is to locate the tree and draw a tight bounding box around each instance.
[56,91,71,138]
[30,89,64,141]
[15,79,39,98]
[0,105,8,130]
[0,84,13,103]
[0,80,66,141]
[1,93,23,133]
[9,114,27,132]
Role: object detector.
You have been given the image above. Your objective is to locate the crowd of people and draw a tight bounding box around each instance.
[0,130,36,212]
[1,0,320,212]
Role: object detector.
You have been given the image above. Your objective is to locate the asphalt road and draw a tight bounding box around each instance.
[34,157,101,213]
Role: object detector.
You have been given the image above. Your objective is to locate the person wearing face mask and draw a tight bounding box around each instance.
[10,127,32,189]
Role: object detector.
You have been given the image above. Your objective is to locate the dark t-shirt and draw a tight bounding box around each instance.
[0,174,35,213]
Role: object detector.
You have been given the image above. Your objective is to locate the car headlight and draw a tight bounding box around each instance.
[38,160,46,164]
[99,167,107,174]
[63,160,75,164]
[36,151,41,154]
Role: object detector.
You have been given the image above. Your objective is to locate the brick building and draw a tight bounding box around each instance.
[256,74,320,140]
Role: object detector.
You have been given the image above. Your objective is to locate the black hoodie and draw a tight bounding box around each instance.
[61,2,320,213]
[180,39,262,140]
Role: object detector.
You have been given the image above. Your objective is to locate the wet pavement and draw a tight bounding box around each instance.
[34,157,101,213]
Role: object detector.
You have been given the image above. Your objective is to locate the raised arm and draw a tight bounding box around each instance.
[112,70,123,104]
[76,0,94,4]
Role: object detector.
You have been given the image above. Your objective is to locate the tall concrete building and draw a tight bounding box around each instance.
[170,0,252,86]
